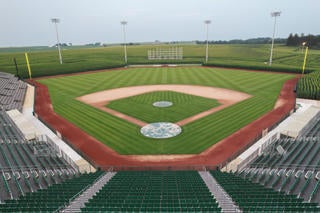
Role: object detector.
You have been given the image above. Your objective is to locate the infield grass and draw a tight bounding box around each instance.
[107,91,221,123]
[38,67,294,154]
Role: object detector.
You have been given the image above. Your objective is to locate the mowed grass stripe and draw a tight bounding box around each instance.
[68,101,171,153]
[39,67,294,154]
[56,102,156,153]
[175,97,271,153]
[107,91,220,123]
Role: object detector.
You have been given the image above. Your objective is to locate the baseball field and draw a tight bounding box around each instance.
[37,66,295,156]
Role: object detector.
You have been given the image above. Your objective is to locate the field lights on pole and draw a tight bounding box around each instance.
[269,11,281,66]
[121,21,128,64]
[51,18,63,64]
[204,20,211,63]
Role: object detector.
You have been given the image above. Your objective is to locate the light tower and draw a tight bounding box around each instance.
[121,21,128,64]
[51,18,63,64]
[269,11,281,66]
[204,20,211,63]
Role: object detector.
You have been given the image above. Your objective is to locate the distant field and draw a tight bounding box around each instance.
[38,67,294,154]
[1,44,320,78]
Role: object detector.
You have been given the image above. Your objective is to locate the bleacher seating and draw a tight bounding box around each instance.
[238,132,320,204]
[0,72,27,112]
[81,171,222,212]
[299,111,320,138]
[0,109,79,202]
[0,171,104,212]
[211,171,320,212]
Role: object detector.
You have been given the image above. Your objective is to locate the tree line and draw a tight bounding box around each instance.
[195,37,286,45]
[286,33,320,48]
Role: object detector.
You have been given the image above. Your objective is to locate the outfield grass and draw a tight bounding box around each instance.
[107,91,221,123]
[38,67,294,154]
[1,44,320,78]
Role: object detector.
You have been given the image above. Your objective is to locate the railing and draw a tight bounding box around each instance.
[55,171,107,213]
[99,165,219,171]
[33,135,80,173]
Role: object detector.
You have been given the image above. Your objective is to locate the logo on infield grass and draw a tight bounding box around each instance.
[153,101,173,108]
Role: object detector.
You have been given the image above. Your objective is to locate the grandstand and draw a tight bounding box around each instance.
[0,70,320,212]
[0,109,80,202]
[233,109,320,204]
[0,73,83,205]
[0,72,27,112]
[211,171,320,212]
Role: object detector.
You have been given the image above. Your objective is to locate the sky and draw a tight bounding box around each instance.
[0,0,319,47]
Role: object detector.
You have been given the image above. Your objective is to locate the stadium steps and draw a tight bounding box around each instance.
[0,171,104,212]
[198,171,240,212]
[81,171,222,212]
[211,171,320,212]
[61,171,116,213]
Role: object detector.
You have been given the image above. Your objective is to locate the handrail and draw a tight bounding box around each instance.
[55,171,106,213]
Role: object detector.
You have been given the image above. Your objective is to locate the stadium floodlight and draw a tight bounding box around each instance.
[204,20,211,63]
[51,18,63,64]
[120,21,128,64]
[269,11,281,66]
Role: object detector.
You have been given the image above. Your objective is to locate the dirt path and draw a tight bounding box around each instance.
[77,85,251,126]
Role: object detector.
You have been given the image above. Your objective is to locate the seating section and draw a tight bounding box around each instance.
[0,110,25,142]
[249,138,320,170]
[211,171,320,212]
[0,72,27,112]
[0,109,79,202]
[81,171,221,212]
[243,136,320,204]
[0,171,104,212]
[302,120,320,138]
[299,112,320,138]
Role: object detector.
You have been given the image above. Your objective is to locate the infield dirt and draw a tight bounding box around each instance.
[77,85,251,126]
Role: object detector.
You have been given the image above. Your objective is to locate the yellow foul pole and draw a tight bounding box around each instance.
[302,46,309,76]
[24,53,32,80]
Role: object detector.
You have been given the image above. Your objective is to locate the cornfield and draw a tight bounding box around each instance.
[297,71,320,100]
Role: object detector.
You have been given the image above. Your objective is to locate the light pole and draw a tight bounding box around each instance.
[269,11,281,66]
[51,18,63,64]
[121,21,128,64]
[204,20,211,63]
